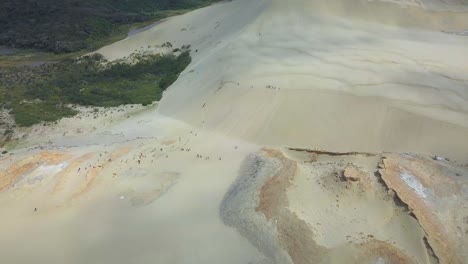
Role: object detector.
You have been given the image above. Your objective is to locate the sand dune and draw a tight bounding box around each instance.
[98,0,468,161]
[0,112,265,264]
[1,0,468,263]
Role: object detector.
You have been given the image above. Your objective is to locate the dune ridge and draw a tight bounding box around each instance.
[97,0,468,161]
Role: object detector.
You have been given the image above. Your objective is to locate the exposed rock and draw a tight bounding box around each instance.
[225,148,439,264]
[379,154,468,264]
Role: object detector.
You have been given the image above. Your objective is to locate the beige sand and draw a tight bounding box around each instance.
[1,0,468,263]
[97,0,468,161]
[221,147,467,263]
[0,111,265,264]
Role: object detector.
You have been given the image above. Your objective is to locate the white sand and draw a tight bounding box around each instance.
[97,0,468,161]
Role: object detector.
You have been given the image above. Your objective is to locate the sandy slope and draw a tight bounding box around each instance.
[1,0,468,263]
[1,115,466,263]
[0,111,265,264]
[98,0,468,161]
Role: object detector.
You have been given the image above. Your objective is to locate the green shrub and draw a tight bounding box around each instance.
[1,50,192,126]
[11,102,77,127]
[159,74,179,90]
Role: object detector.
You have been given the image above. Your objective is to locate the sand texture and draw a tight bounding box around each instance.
[97,0,468,161]
[1,0,468,263]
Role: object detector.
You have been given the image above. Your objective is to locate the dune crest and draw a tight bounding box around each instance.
[96,0,468,161]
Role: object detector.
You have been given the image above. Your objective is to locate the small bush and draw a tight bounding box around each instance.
[3,129,13,136]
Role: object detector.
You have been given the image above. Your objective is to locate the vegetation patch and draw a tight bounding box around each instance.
[0,49,191,127]
[10,102,77,127]
[0,0,219,53]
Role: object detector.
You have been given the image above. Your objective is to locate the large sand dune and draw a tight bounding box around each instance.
[1,0,468,263]
[99,0,468,161]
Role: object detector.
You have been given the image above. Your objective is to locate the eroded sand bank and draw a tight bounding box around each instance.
[221,148,467,263]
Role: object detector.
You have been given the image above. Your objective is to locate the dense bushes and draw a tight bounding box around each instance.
[10,102,77,127]
[0,51,191,126]
[0,0,201,127]
[0,0,218,53]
